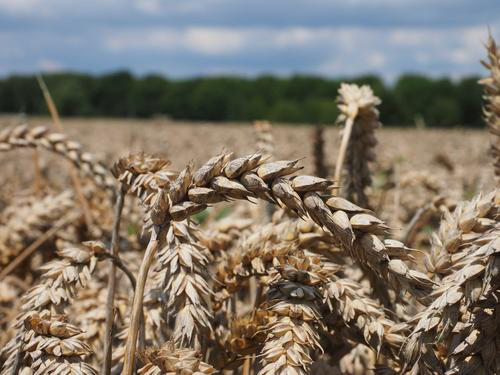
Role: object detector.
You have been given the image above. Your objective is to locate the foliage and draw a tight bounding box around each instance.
[0,72,484,127]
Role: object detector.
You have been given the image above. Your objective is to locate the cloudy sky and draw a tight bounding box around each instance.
[1,0,499,80]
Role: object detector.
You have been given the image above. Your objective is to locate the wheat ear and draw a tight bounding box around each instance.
[480,35,500,181]
[334,83,381,207]
[122,152,433,375]
[137,341,215,374]
[258,249,326,375]
[0,243,103,374]
[404,190,499,373]
[0,125,115,191]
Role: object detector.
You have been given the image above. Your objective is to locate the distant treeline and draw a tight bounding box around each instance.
[0,71,484,127]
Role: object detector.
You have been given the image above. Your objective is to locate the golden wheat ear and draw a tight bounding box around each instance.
[121,150,435,374]
[0,125,115,191]
[1,242,103,374]
[480,35,500,182]
[403,190,500,372]
[334,83,381,208]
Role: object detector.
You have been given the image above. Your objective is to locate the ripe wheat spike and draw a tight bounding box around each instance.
[335,83,381,208]
[480,35,500,181]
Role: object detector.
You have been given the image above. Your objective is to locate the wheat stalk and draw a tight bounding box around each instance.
[312,125,329,178]
[0,190,76,267]
[334,83,381,207]
[102,184,126,375]
[480,35,500,181]
[254,121,274,159]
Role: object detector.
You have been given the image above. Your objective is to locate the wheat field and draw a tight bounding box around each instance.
[0,39,499,375]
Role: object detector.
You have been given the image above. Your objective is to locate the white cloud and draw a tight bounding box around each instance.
[100,24,500,77]
[0,0,43,15]
[134,0,161,14]
[103,26,373,56]
[389,29,429,46]
[368,52,386,68]
[104,28,179,51]
[37,59,64,72]
[415,52,430,64]
[3,0,500,80]
[273,27,318,47]
[104,27,247,55]
[133,0,227,15]
[184,28,246,55]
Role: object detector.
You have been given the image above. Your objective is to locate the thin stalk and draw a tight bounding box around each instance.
[0,212,79,281]
[32,149,43,196]
[242,357,251,375]
[334,116,354,194]
[101,252,137,290]
[102,187,125,375]
[121,224,163,375]
[36,74,94,231]
[391,164,401,228]
[403,203,434,247]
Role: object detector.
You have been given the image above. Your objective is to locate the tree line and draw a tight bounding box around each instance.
[0,71,484,127]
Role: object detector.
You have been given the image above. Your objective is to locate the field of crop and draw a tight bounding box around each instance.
[0,116,493,190]
[0,40,499,375]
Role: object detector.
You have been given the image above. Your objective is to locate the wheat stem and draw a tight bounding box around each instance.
[32,149,43,196]
[0,211,79,282]
[334,116,354,192]
[102,186,125,375]
[36,74,95,231]
[121,224,163,375]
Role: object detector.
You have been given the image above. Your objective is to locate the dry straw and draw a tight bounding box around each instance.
[312,125,329,178]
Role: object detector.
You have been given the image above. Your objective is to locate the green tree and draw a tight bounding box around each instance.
[132,75,170,117]
[91,71,135,117]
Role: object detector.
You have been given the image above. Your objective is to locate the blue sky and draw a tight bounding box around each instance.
[1,0,499,80]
